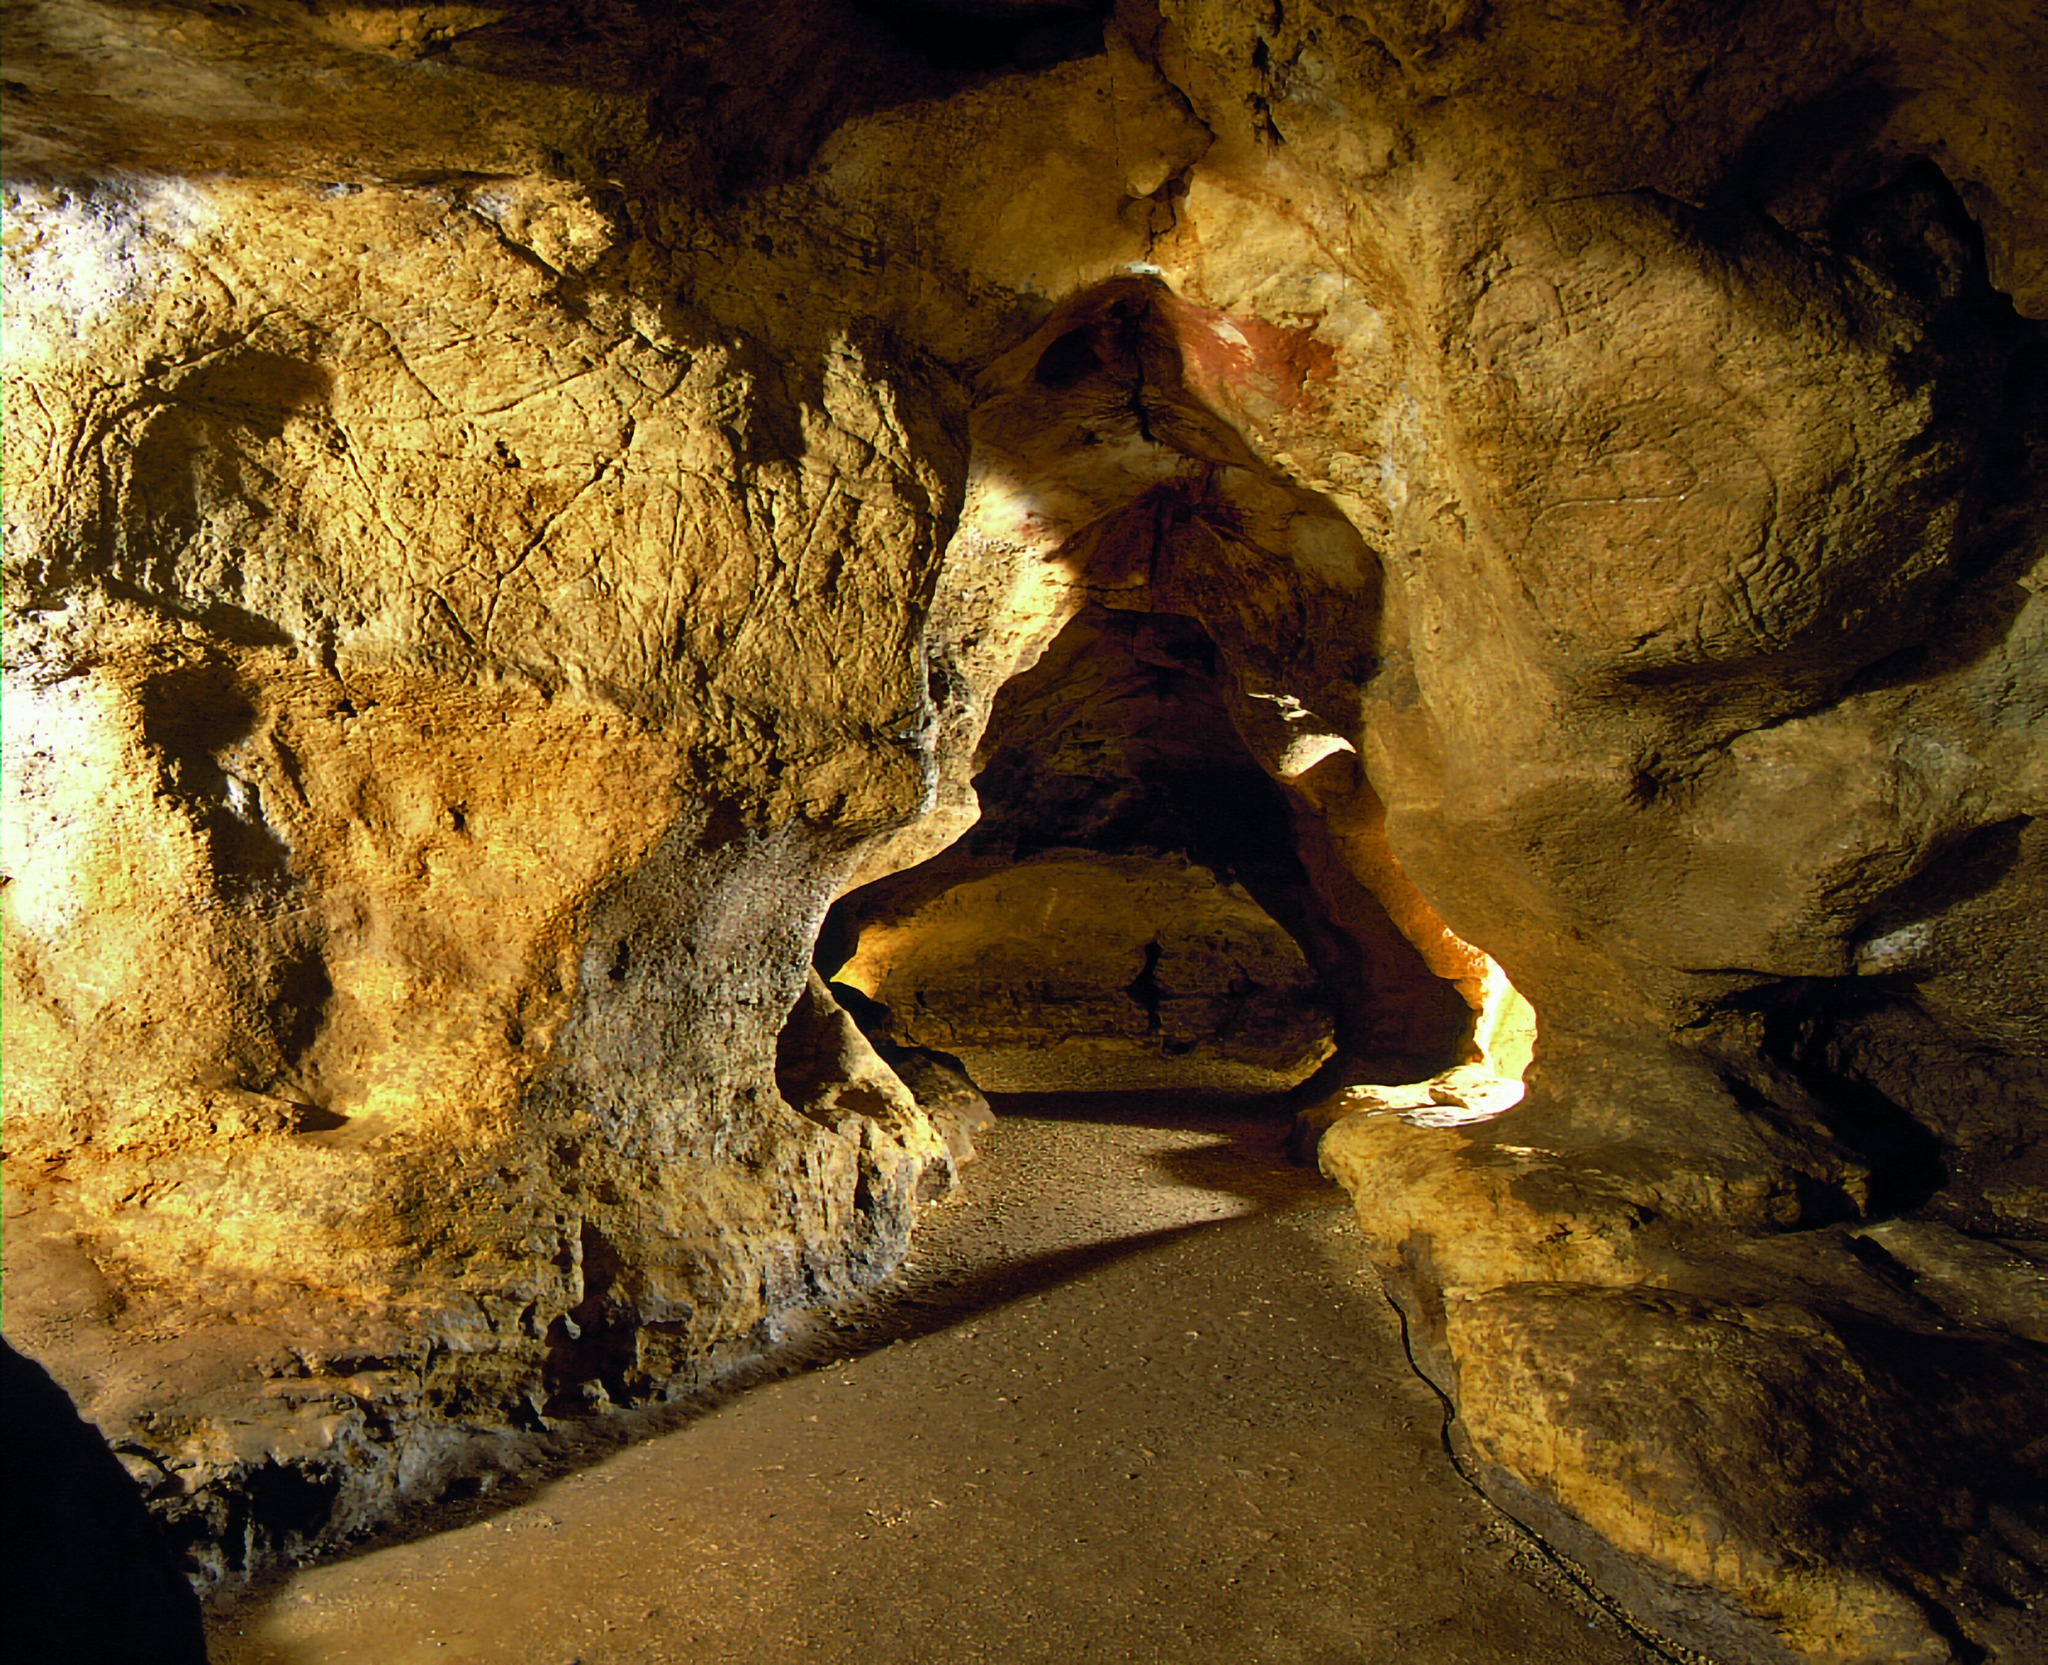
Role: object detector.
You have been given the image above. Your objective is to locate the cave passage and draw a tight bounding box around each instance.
[813,604,1473,1102]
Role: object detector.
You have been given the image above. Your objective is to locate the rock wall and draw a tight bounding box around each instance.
[838,850,1337,1090]
[1,166,965,1584]
[3,3,2044,1660]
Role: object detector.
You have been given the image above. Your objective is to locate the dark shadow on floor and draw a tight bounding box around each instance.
[987,1087,1299,1132]
[988,1088,1324,1207]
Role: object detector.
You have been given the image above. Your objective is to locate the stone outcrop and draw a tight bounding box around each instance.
[3,3,2044,1660]
[838,850,1336,1090]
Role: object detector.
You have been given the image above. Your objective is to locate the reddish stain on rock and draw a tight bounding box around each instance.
[1154,291,1337,419]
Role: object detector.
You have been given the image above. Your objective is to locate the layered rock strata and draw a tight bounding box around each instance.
[3,4,2044,1661]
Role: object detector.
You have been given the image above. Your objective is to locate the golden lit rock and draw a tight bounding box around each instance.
[2,3,2044,1659]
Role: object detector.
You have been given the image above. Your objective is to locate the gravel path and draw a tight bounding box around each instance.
[209,1094,1671,1665]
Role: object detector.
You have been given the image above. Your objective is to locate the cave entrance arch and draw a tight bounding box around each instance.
[785,275,1539,1163]
[811,602,1477,1122]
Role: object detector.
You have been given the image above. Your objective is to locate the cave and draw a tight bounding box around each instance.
[3,4,2045,1664]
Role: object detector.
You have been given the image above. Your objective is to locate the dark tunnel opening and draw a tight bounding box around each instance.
[807,604,1473,1107]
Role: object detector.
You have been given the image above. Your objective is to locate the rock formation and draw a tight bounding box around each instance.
[838,848,1338,1089]
[3,3,2042,1661]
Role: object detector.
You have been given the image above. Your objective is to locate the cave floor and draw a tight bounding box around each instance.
[207,1095,1669,1665]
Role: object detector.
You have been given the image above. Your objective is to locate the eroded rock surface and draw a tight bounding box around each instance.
[839,851,1335,1090]
[3,3,2045,1660]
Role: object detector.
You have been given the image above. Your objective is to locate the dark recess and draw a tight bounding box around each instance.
[819,605,1471,1086]
[1,1339,210,1665]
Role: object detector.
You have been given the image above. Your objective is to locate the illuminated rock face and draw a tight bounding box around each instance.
[839,851,1338,1091]
[3,3,2044,1659]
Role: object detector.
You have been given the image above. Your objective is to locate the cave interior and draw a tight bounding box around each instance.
[2,3,2045,1663]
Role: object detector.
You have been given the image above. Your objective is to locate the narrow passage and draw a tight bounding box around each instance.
[210,1097,1665,1665]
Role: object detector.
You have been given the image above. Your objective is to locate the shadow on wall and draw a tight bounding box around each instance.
[0,0,1116,200]
[1,1337,209,1665]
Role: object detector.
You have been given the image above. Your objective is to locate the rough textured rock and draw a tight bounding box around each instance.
[1,164,965,1586]
[838,850,1335,1090]
[884,1048,998,1166]
[773,967,956,1203]
[3,2,2045,1660]
[821,978,998,1166]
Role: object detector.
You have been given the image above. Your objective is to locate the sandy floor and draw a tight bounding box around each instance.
[208,1094,1674,1665]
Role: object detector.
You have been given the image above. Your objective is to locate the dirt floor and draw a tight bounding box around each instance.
[207,1094,1681,1665]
